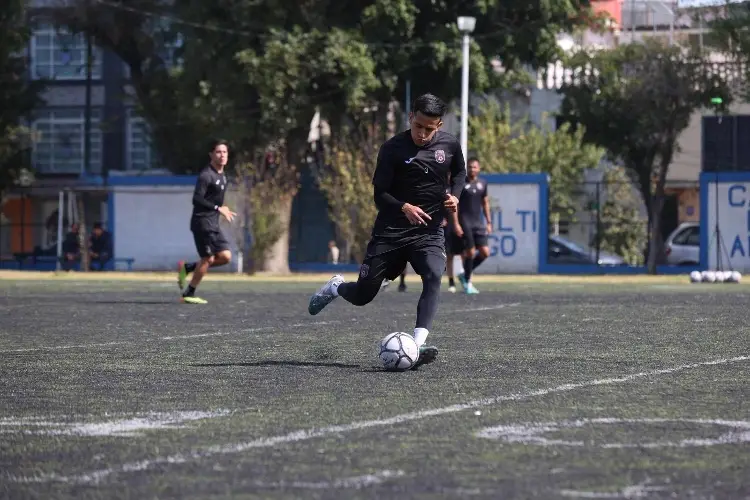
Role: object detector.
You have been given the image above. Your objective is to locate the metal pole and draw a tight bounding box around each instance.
[56,190,64,271]
[84,0,92,176]
[460,32,471,160]
[595,182,602,266]
[405,79,411,131]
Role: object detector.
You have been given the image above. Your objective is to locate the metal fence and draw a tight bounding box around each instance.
[0,178,702,271]
[548,179,700,266]
[0,188,110,270]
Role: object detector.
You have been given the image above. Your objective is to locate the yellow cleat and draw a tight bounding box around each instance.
[181,296,208,304]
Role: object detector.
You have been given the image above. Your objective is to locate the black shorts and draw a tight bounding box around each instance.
[358,231,447,285]
[445,228,465,256]
[461,227,489,250]
[192,228,230,258]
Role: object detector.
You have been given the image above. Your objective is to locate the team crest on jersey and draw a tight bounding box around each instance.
[476,182,483,190]
[359,264,369,278]
[435,150,446,163]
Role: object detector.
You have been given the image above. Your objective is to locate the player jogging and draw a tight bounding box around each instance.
[177,139,237,304]
[308,94,466,369]
[455,157,492,294]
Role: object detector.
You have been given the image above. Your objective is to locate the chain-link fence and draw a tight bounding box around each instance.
[548,179,700,266]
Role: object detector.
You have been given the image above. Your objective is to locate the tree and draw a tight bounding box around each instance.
[52,0,599,273]
[468,99,605,230]
[708,2,750,100]
[225,159,288,274]
[558,40,730,273]
[592,166,648,266]
[314,111,388,263]
[0,1,44,197]
[361,0,599,107]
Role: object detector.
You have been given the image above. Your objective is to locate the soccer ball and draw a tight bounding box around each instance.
[689,270,702,283]
[378,332,419,371]
[728,271,742,283]
[702,270,716,283]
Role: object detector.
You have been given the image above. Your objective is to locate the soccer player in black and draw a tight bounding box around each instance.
[177,139,237,304]
[308,93,466,369]
[455,157,492,294]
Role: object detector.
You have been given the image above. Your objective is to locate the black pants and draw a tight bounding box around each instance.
[338,230,446,330]
[90,252,111,271]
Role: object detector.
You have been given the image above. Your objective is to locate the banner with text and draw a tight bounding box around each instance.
[704,175,750,273]
[473,176,544,274]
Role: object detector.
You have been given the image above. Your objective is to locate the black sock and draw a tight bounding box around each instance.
[463,256,474,281]
[448,277,455,286]
[185,262,197,273]
[400,274,406,286]
[473,254,486,271]
[183,285,196,297]
[416,272,441,330]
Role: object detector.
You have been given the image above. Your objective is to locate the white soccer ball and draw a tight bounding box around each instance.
[702,271,716,283]
[729,271,742,283]
[378,332,419,372]
[714,271,727,283]
[689,270,702,283]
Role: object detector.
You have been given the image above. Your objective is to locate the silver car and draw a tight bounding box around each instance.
[664,222,700,266]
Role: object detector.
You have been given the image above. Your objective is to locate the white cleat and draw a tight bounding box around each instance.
[448,285,456,293]
[308,275,344,315]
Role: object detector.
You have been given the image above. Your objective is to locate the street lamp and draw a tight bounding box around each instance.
[457,16,476,162]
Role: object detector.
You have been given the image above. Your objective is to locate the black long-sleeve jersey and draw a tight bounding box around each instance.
[371,130,466,240]
[190,164,227,231]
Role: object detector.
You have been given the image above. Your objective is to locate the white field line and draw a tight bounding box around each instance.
[9,354,749,485]
[251,470,405,490]
[0,411,233,437]
[0,304,515,354]
[0,327,275,354]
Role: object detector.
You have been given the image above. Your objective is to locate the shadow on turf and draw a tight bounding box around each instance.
[92,300,175,305]
[189,360,361,369]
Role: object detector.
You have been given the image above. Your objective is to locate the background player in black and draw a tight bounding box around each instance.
[177,139,237,304]
[308,93,466,369]
[455,157,492,294]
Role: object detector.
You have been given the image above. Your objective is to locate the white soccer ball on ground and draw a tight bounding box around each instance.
[729,271,742,283]
[689,270,702,283]
[702,270,716,283]
[378,332,419,372]
[714,271,727,283]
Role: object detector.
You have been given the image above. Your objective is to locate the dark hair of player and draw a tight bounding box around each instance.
[412,93,447,118]
[208,138,229,153]
[467,156,480,165]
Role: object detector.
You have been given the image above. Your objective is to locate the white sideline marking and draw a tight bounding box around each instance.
[560,480,669,498]
[10,354,749,485]
[0,321,340,353]
[251,470,405,490]
[0,303,514,354]
[443,303,520,314]
[476,418,750,448]
[0,411,231,437]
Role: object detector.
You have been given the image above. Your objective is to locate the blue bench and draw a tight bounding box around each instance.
[1,255,136,271]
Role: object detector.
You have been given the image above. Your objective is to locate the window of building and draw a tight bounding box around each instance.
[126,109,157,170]
[32,109,102,174]
[30,23,102,80]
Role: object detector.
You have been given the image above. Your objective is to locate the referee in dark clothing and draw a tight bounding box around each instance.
[177,139,237,304]
[308,93,466,369]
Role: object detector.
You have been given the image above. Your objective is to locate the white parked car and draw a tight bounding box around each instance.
[664,222,700,266]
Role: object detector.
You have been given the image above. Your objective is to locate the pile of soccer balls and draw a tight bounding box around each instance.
[689,270,742,283]
[378,332,419,371]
